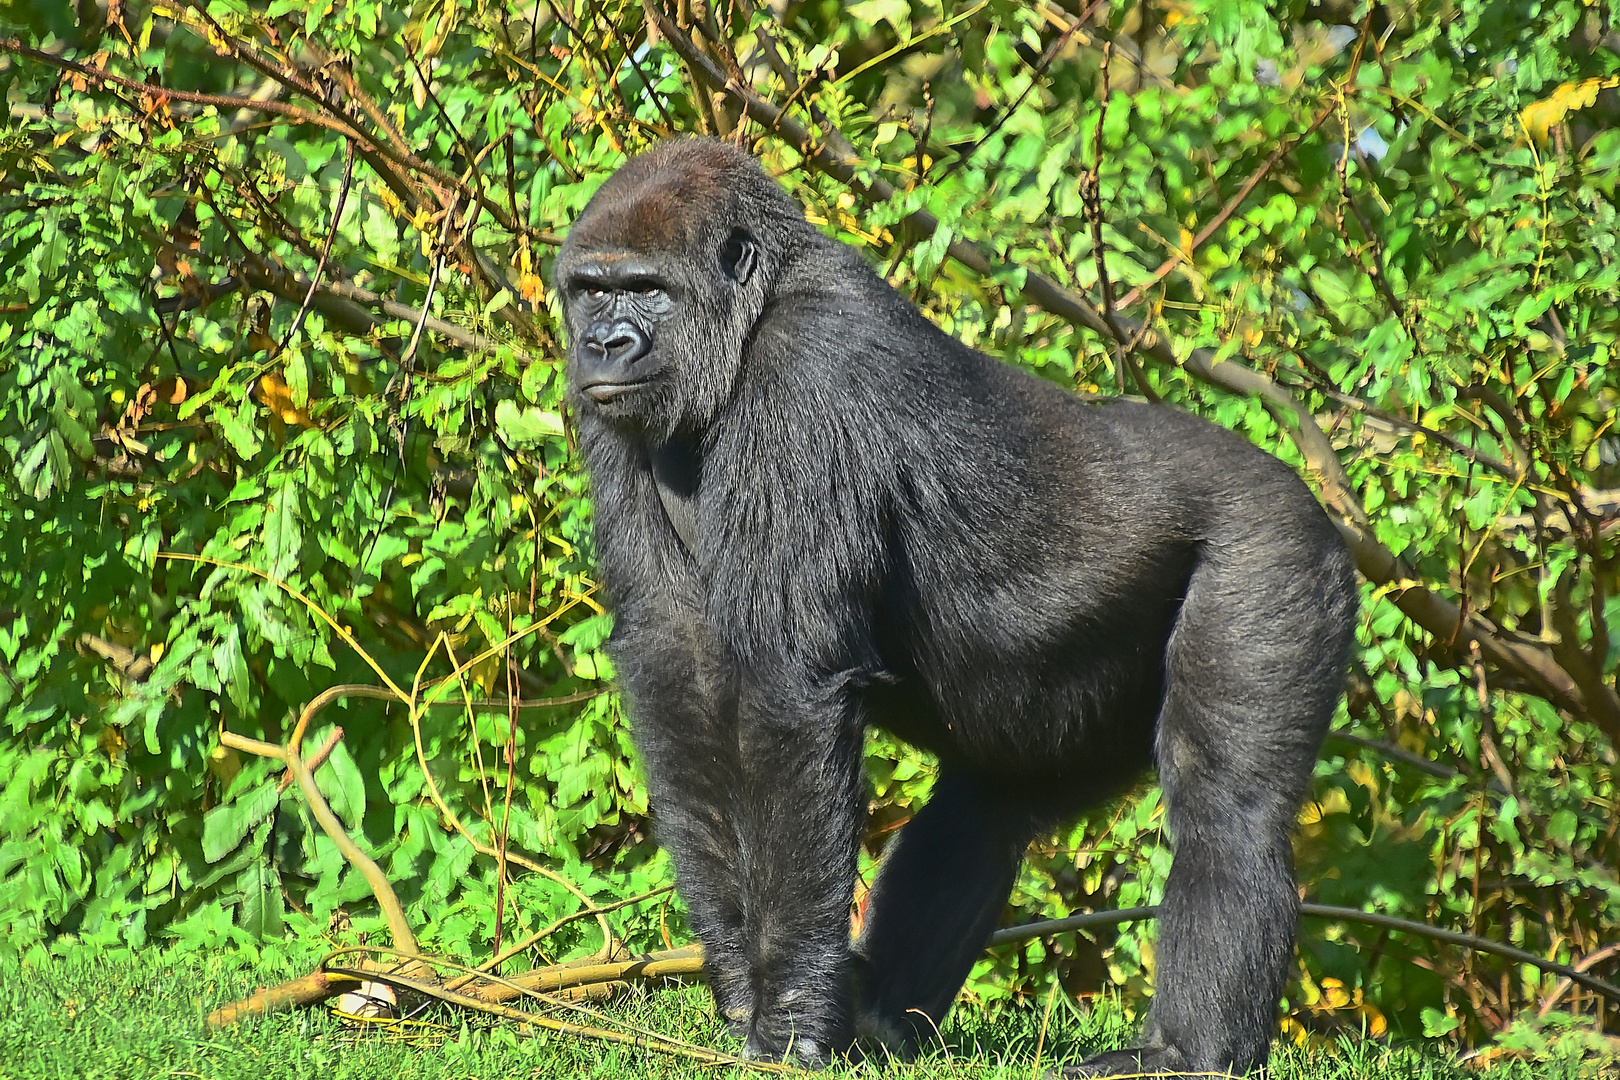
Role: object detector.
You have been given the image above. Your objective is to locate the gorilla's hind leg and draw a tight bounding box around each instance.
[852,768,1040,1055]
[1067,548,1353,1077]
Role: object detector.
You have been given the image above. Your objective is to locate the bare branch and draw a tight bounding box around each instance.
[221,683,420,958]
[991,905,1620,1006]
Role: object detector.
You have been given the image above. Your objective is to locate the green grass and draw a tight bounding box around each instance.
[0,951,1605,1080]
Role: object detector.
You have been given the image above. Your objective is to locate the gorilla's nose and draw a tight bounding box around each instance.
[581,319,652,370]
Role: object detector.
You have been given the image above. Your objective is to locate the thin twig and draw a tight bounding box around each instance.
[276,723,346,794]
[991,904,1620,1006]
[933,0,1104,187]
[454,885,677,989]
[1537,942,1620,1017]
[273,137,356,357]
[407,630,617,956]
[1325,729,1462,781]
[323,960,789,1072]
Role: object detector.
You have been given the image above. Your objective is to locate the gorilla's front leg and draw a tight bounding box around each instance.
[643,674,867,1065]
[647,795,756,1039]
[723,678,867,1064]
[634,714,758,1038]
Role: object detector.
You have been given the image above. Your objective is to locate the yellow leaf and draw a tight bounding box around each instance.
[256,371,317,429]
[1519,76,1620,144]
[518,270,545,306]
[469,651,500,694]
[207,743,240,787]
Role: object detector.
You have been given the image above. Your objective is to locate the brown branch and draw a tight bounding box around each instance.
[274,723,345,794]
[1337,146,1407,324]
[2,33,529,241]
[274,140,356,358]
[1325,729,1462,781]
[220,683,420,958]
[1115,93,1340,312]
[451,884,677,991]
[1538,941,1620,1017]
[237,255,552,366]
[649,12,1620,746]
[175,4,465,226]
[204,969,366,1027]
[468,946,705,1003]
[301,38,413,157]
[1114,16,1370,312]
[1284,374,1520,483]
[1340,519,1619,743]
[933,0,1105,188]
[0,37,360,134]
[76,633,154,680]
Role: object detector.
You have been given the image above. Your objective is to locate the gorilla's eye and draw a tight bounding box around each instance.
[586,287,609,300]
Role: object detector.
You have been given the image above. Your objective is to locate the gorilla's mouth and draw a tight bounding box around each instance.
[581,378,655,404]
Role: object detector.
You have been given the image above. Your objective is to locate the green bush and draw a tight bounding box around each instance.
[0,0,1615,1057]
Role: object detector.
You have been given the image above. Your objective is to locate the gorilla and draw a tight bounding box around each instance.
[556,137,1357,1076]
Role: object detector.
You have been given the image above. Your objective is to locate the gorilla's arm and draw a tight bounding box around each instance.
[622,645,868,1061]
[587,304,894,1062]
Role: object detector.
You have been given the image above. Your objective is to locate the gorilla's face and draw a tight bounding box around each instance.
[561,254,683,419]
[560,229,759,438]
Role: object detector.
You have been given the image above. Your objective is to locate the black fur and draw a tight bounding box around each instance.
[556,138,1358,1074]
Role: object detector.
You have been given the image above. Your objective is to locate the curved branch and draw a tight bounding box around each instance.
[221,683,420,958]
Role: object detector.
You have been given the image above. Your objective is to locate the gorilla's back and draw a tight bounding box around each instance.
[791,257,1349,779]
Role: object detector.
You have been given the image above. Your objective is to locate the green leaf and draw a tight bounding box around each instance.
[312,735,367,832]
[201,781,280,863]
[494,399,564,448]
[1421,1008,1461,1037]
[236,858,285,939]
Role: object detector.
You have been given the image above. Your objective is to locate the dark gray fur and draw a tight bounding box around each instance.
[556,137,1358,1075]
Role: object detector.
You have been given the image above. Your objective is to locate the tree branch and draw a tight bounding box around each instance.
[220,683,420,958]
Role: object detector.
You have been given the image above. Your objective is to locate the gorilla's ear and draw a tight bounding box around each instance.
[721,228,757,285]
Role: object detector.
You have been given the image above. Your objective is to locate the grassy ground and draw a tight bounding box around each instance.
[0,952,1606,1080]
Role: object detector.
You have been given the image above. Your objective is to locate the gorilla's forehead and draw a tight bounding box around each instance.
[568,177,709,254]
[566,140,752,255]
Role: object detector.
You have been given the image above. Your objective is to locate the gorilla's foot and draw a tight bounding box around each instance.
[1057,1046,1195,1077]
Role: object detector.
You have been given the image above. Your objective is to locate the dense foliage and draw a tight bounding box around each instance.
[1,0,1616,1062]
